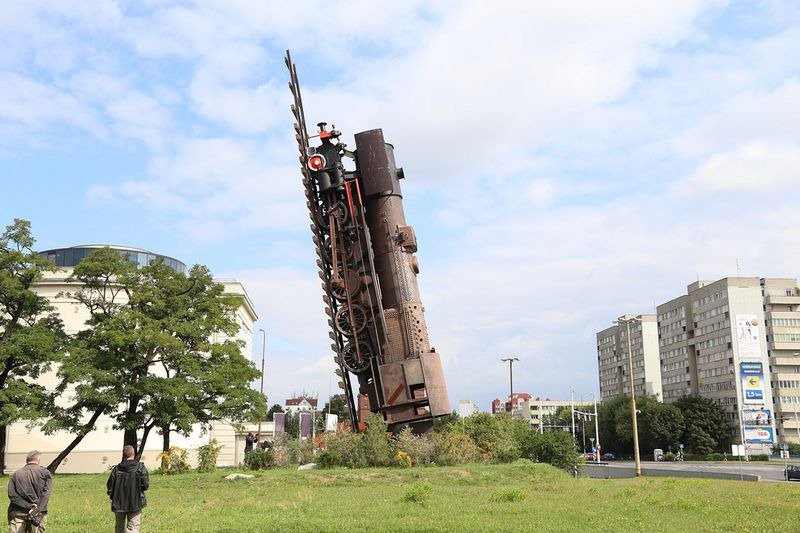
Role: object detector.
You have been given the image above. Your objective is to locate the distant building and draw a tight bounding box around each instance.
[458,400,479,418]
[597,314,662,401]
[599,276,800,451]
[520,398,577,432]
[284,395,319,415]
[491,393,530,415]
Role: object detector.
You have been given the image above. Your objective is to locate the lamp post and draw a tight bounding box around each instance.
[617,315,642,477]
[258,328,266,441]
[500,357,519,415]
[591,392,600,464]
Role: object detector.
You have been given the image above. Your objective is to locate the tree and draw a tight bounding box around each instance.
[542,404,594,452]
[45,247,265,471]
[638,401,684,453]
[674,395,732,454]
[0,219,67,471]
[320,394,350,426]
[267,403,284,421]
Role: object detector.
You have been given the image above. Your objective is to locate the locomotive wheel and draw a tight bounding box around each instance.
[342,339,372,373]
[328,269,361,302]
[334,304,368,336]
[315,201,349,231]
[321,234,355,265]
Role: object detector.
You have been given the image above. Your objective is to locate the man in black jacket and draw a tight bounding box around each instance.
[7,450,52,533]
[107,445,149,533]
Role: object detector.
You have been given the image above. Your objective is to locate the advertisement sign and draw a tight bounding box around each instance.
[742,408,771,425]
[740,362,764,404]
[744,426,773,443]
[736,314,761,359]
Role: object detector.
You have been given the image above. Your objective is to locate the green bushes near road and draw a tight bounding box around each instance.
[313,412,580,472]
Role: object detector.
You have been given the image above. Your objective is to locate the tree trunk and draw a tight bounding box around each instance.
[0,423,6,473]
[161,426,171,469]
[122,395,141,451]
[136,421,155,460]
[47,408,104,473]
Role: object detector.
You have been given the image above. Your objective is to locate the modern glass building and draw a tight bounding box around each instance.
[39,245,186,273]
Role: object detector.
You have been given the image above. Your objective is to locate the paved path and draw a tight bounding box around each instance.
[606,460,792,482]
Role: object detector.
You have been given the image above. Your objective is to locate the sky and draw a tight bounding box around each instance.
[2,1,800,412]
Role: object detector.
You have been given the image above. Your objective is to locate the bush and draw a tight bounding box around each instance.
[490,488,526,502]
[156,446,191,474]
[391,427,435,466]
[196,439,223,472]
[271,436,315,467]
[664,451,676,462]
[748,454,769,462]
[518,431,580,471]
[461,413,520,463]
[705,452,724,461]
[244,448,274,470]
[403,481,433,505]
[433,431,480,466]
[395,450,412,468]
[320,428,366,468]
[362,414,392,467]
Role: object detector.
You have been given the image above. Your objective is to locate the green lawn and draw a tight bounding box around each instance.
[6,461,798,532]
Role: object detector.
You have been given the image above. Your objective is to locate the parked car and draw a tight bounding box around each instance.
[602,453,615,461]
[785,465,800,481]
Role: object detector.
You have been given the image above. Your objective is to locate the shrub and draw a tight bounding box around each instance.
[395,450,413,468]
[664,451,676,462]
[461,413,520,463]
[748,454,769,462]
[705,452,724,461]
[403,481,433,505]
[490,488,526,502]
[196,439,223,472]
[362,414,392,467]
[321,427,366,468]
[244,448,274,470]
[156,446,191,474]
[316,449,344,468]
[271,436,315,467]
[391,427,435,466]
[518,431,580,471]
[433,431,480,466]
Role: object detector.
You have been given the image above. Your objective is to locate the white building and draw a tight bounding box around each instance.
[4,245,259,473]
[458,400,479,418]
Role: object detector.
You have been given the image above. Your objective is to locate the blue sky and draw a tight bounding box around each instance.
[2,1,799,411]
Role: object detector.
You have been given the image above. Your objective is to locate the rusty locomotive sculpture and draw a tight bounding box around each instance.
[286,51,450,432]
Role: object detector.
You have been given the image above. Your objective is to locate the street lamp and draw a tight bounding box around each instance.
[590,392,600,464]
[500,357,519,415]
[616,315,642,477]
[258,328,266,441]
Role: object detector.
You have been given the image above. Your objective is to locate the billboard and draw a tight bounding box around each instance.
[740,362,764,404]
[736,314,761,359]
[742,408,771,425]
[744,426,773,443]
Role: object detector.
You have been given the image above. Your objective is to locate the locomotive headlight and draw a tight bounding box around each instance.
[307,153,327,171]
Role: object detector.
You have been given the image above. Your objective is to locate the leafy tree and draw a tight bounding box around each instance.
[638,401,684,453]
[284,411,300,439]
[597,394,631,454]
[542,404,594,452]
[674,395,732,454]
[432,410,460,431]
[267,403,284,421]
[45,247,265,471]
[0,219,67,471]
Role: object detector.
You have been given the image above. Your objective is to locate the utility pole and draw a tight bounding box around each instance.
[500,357,519,415]
[258,328,266,441]
[592,392,600,464]
[617,315,642,477]
[570,388,576,442]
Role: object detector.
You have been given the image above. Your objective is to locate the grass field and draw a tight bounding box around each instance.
[5,461,798,532]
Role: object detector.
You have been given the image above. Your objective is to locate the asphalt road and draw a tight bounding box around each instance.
[608,460,795,482]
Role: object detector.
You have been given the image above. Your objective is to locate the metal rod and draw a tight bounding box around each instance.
[500,357,519,414]
[619,316,642,477]
[258,328,266,441]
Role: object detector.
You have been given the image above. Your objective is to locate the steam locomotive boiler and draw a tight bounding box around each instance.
[285,51,450,433]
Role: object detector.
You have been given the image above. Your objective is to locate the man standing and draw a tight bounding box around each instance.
[7,450,52,533]
[107,445,149,533]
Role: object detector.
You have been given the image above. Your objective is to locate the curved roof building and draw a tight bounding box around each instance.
[39,245,186,273]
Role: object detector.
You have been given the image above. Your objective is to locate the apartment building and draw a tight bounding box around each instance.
[762,278,800,444]
[596,315,662,401]
[599,276,800,449]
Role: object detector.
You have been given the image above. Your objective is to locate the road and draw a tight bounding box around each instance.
[606,460,793,482]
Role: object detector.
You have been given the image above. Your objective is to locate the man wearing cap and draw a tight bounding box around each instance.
[7,450,52,532]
